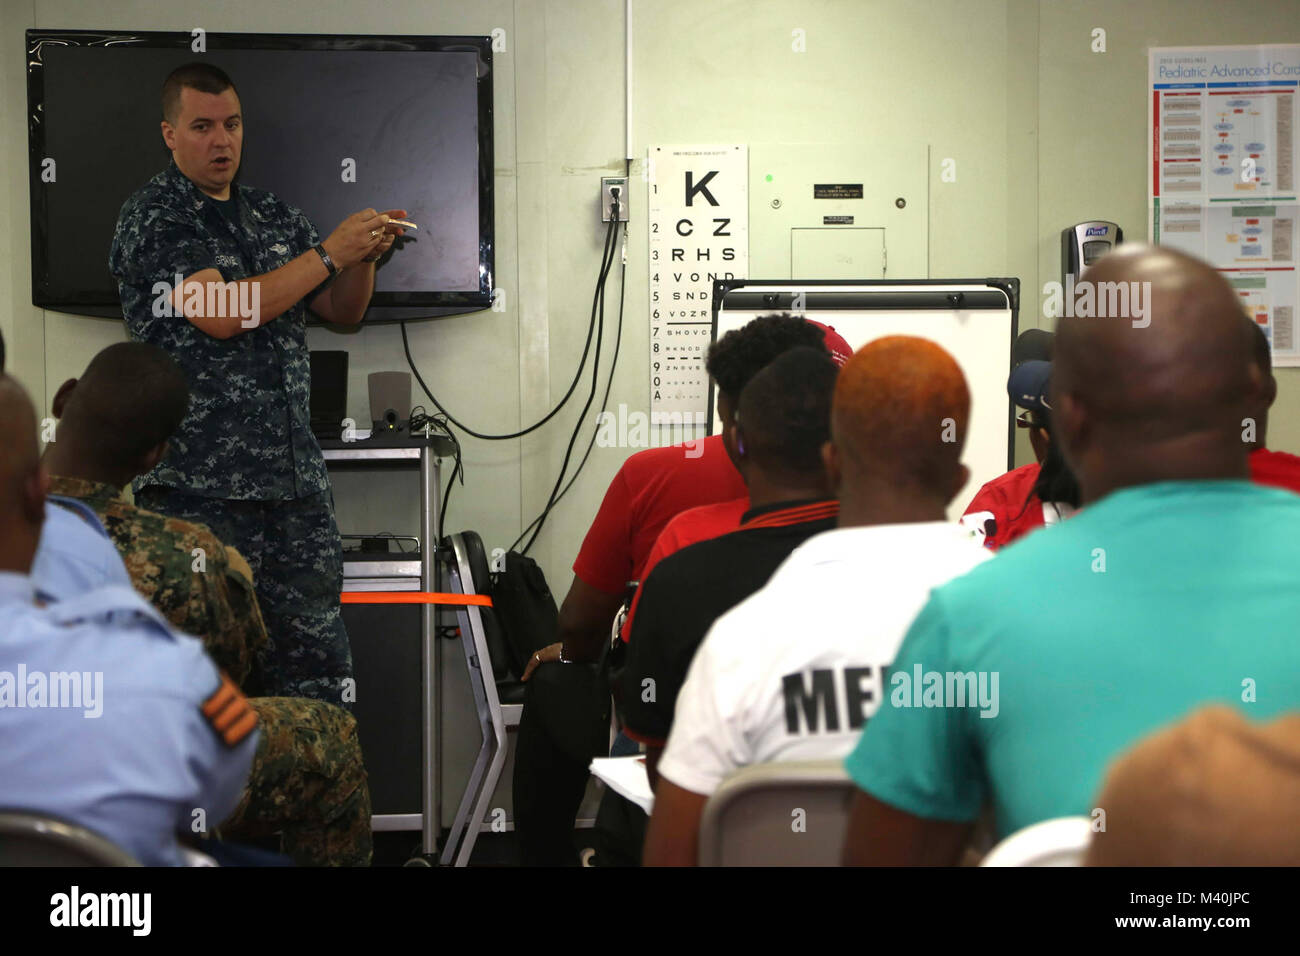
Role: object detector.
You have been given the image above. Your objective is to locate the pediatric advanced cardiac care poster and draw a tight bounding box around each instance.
[1150,45,1300,365]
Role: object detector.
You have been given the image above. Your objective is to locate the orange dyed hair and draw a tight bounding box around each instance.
[832,336,970,488]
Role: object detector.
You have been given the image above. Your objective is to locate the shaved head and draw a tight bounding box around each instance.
[1051,244,1263,501]
[831,336,970,500]
[0,375,47,572]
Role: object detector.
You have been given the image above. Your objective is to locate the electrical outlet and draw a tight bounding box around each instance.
[601,176,629,222]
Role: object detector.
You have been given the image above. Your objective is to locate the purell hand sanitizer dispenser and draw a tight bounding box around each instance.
[1061,221,1123,284]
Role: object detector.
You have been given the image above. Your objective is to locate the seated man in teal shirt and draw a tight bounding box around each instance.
[842,243,1300,865]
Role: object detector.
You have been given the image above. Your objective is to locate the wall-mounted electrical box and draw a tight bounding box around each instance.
[602,176,630,222]
[749,143,928,281]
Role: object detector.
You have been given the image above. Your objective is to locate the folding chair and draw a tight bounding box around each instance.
[980,816,1093,866]
[0,810,140,866]
[438,532,525,867]
[697,760,855,866]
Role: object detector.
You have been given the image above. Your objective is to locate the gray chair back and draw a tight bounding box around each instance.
[698,760,855,866]
[0,811,140,866]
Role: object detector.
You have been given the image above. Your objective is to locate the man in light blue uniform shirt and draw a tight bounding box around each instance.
[842,245,1300,865]
[0,375,256,865]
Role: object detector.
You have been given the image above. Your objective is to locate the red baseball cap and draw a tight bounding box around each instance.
[807,320,853,367]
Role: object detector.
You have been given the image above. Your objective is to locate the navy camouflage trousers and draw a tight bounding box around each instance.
[135,486,354,707]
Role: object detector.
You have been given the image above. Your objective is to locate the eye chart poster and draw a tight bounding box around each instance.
[1150,45,1300,365]
[647,145,748,425]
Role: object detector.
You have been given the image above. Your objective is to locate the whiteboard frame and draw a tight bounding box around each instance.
[710,278,1020,479]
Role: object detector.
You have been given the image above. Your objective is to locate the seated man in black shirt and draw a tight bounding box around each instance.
[592,347,840,864]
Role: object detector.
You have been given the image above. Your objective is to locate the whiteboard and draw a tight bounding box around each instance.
[713,280,1019,519]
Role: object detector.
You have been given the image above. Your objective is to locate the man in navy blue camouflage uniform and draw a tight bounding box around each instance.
[109,62,408,705]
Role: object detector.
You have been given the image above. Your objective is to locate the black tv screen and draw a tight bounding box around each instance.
[28,30,494,319]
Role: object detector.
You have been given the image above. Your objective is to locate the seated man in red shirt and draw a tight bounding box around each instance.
[511,314,839,866]
[616,325,852,641]
[1244,316,1300,492]
[961,330,1080,550]
[532,316,845,671]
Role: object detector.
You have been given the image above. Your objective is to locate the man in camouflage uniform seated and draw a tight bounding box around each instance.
[43,342,371,866]
[55,475,266,688]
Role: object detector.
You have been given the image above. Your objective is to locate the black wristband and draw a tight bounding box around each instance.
[314,244,339,276]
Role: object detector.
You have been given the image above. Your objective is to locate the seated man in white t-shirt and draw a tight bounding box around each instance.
[643,335,992,866]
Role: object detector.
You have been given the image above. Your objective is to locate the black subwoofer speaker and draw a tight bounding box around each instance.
[341,601,423,815]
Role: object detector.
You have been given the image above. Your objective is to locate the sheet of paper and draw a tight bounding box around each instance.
[590,755,655,814]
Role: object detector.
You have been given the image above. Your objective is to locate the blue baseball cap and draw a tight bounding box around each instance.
[1008,359,1052,414]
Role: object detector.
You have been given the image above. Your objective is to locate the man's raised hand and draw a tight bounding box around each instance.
[364,208,410,263]
[321,208,409,270]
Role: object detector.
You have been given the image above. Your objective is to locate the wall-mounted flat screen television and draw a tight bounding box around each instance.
[28,30,494,320]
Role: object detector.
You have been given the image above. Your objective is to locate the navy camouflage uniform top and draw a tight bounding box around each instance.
[109,160,329,501]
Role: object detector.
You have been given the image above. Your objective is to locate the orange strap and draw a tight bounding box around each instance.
[340,591,493,607]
